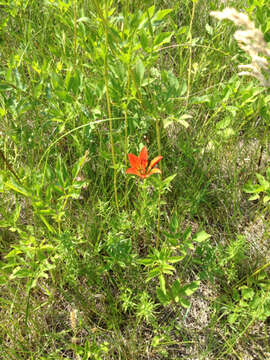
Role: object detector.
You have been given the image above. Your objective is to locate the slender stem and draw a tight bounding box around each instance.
[73,0,77,67]
[186,0,196,107]
[155,119,161,248]
[146,7,162,247]
[92,0,119,210]
[104,0,119,210]
[124,69,130,208]
[0,149,21,183]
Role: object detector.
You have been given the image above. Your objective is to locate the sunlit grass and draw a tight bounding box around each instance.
[0,0,269,359]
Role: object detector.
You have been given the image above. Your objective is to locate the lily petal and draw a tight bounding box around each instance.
[149,155,163,169]
[147,168,162,177]
[126,167,141,176]
[139,147,148,172]
[128,153,140,169]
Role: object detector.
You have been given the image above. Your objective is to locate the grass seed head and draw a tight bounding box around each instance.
[210,8,270,87]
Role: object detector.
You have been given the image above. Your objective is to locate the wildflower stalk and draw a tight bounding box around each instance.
[124,68,131,208]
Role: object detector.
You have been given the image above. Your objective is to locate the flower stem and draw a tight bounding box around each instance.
[94,0,119,210]
[155,119,161,248]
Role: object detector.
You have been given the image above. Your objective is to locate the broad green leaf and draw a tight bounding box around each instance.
[162,174,177,187]
[228,312,238,325]
[169,256,184,264]
[152,9,173,22]
[162,265,175,274]
[205,23,213,35]
[156,287,170,306]
[183,226,192,241]
[256,173,269,189]
[137,257,155,266]
[249,194,260,201]
[181,280,200,296]
[10,267,31,279]
[171,279,181,302]
[193,231,210,243]
[216,117,231,130]
[191,95,211,104]
[159,274,166,294]
[179,297,190,308]
[134,59,145,86]
[77,17,90,23]
[72,150,89,180]
[153,32,173,48]
[146,268,161,281]
[5,180,31,198]
[243,182,258,193]
[240,286,254,300]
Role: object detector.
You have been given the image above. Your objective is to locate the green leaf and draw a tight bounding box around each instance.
[170,279,181,302]
[193,231,210,243]
[243,182,261,194]
[170,211,179,233]
[179,297,190,308]
[181,280,200,296]
[159,274,166,294]
[152,9,173,22]
[240,286,254,300]
[266,167,270,181]
[228,312,238,325]
[263,195,270,203]
[72,151,89,180]
[10,267,31,279]
[249,194,260,201]
[139,29,149,51]
[134,59,145,86]
[153,32,173,49]
[5,180,31,198]
[162,174,177,188]
[146,268,161,281]
[55,89,73,103]
[163,264,176,274]
[256,173,269,189]
[156,287,171,306]
[182,226,192,241]
[68,71,81,95]
[77,17,90,23]
[216,117,231,130]
[137,257,153,266]
[177,114,191,128]
[169,256,184,264]
[205,23,213,35]
[191,95,211,104]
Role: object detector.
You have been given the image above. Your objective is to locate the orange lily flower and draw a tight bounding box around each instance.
[126,146,163,179]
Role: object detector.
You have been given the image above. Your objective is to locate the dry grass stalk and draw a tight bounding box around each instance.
[70,308,79,346]
[210,8,270,87]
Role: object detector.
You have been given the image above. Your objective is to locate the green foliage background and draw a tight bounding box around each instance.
[0,0,269,359]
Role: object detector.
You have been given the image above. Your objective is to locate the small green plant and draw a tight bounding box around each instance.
[138,212,210,307]
[244,167,270,207]
[228,274,270,325]
[2,151,89,234]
